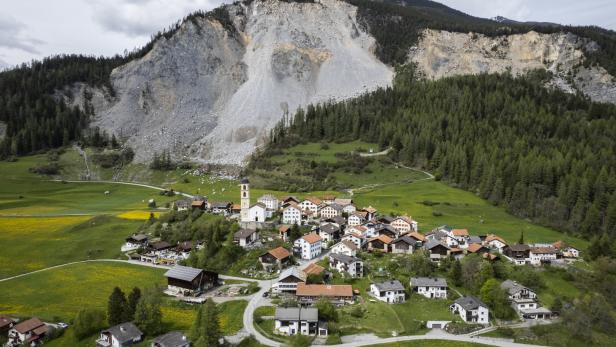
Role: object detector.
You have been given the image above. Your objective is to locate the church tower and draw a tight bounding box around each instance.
[240,178,250,222]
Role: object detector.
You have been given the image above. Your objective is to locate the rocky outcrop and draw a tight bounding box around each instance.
[91,0,393,165]
[409,29,616,104]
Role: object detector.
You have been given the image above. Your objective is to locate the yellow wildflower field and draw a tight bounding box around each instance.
[117,210,160,220]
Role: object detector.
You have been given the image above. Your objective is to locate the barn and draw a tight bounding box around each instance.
[164,265,218,295]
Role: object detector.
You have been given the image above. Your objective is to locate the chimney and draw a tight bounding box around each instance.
[120,326,126,332]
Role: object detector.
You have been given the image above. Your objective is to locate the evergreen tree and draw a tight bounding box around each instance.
[449,259,462,287]
[518,231,524,245]
[126,287,142,321]
[134,287,163,335]
[107,287,128,326]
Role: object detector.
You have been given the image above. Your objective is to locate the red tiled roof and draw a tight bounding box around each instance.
[407,232,426,242]
[369,235,393,244]
[302,233,322,244]
[268,247,291,260]
[296,283,353,297]
[14,318,44,334]
[303,263,325,275]
[467,243,485,253]
[452,229,469,236]
[486,234,507,245]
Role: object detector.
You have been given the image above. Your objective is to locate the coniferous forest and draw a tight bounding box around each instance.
[263,67,616,240]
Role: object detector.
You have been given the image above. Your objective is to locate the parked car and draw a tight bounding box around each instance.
[58,322,69,329]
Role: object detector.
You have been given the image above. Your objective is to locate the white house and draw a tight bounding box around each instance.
[233,229,259,248]
[529,246,558,265]
[342,204,357,215]
[450,296,489,324]
[320,204,343,219]
[330,240,359,257]
[7,317,48,346]
[390,216,416,234]
[274,307,327,336]
[300,197,322,215]
[347,213,365,226]
[294,234,322,260]
[257,194,280,210]
[96,322,143,347]
[410,277,448,299]
[329,253,363,278]
[500,280,551,319]
[370,280,406,303]
[553,241,580,259]
[121,233,148,252]
[282,204,302,225]
[317,223,341,246]
[341,232,363,249]
[485,234,508,253]
[247,202,267,222]
[272,267,306,294]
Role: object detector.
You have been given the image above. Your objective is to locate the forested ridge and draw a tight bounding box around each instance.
[262,67,616,240]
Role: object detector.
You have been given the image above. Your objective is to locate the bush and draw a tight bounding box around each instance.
[432,211,443,217]
[320,143,330,150]
[494,327,515,338]
[29,163,60,175]
[73,308,106,340]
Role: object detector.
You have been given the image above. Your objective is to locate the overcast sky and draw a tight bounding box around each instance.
[1,0,615,69]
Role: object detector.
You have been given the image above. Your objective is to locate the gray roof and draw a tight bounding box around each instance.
[240,178,250,184]
[425,239,449,250]
[234,228,257,239]
[329,253,361,265]
[152,331,190,347]
[164,265,203,282]
[275,307,318,322]
[508,244,530,252]
[320,223,340,234]
[468,236,482,244]
[278,266,306,282]
[411,277,447,287]
[454,296,487,310]
[325,203,344,211]
[372,280,405,292]
[210,201,231,208]
[500,280,530,295]
[127,234,148,242]
[174,200,190,207]
[392,236,416,245]
[103,322,142,344]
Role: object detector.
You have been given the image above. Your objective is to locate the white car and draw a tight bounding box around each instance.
[58,322,68,329]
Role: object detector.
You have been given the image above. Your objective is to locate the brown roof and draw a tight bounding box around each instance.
[393,216,412,224]
[369,235,393,244]
[279,225,290,233]
[302,233,322,244]
[296,283,353,298]
[552,240,567,249]
[407,232,426,242]
[483,253,499,261]
[340,240,359,251]
[363,206,377,213]
[303,263,325,275]
[284,203,301,211]
[349,225,367,232]
[268,247,291,260]
[32,325,48,336]
[531,246,558,254]
[0,316,14,329]
[305,196,322,205]
[14,317,44,334]
[321,195,337,201]
[191,200,205,207]
[452,229,469,236]
[449,248,464,253]
[467,243,485,253]
[231,203,241,210]
[486,234,507,245]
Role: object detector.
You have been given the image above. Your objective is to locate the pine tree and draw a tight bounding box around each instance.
[126,287,142,321]
[518,231,524,245]
[192,300,221,347]
[107,287,128,326]
[449,259,462,287]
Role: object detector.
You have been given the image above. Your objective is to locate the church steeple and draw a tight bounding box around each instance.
[240,178,250,222]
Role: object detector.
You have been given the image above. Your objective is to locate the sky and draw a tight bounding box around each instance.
[1,0,615,69]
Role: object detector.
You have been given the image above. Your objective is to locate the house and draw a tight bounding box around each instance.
[210,201,232,215]
[450,296,489,324]
[295,283,354,304]
[391,236,418,254]
[151,331,190,347]
[370,280,406,303]
[318,223,341,246]
[342,231,364,249]
[273,267,306,293]
[7,317,48,347]
[293,233,322,260]
[164,265,218,296]
[324,215,347,228]
[500,280,552,319]
[258,194,280,210]
[247,202,267,222]
[320,204,343,219]
[300,197,322,215]
[376,224,400,239]
[174,199,190,212]
[302,263,326,278]
[282,196,301,206]
[234,228,259,247]
[390,216,416,234]
[282,204,302,225]
[279,225,291,241]
[96,322,143,347]
[330,240,359,257]
[274,307,328,336]
[329,253,363,278]
[191,200,206,210]
[485,234,508,253]
[450,229,469,247]
[259,247,292,270]
[504,244,531,265]
[410,277,448,299]
[321,195,337,204]
[231,203,241,214]
[529,246,558,265]
[367,235,393,253]
[341,203,357,215]
[347,213,365,226]
[121,233,148,252]
[334,198,353,206]
[466,243,489,255]
[553,240,580,259]
[425,239,451,262]
[361,206,378,220]
[0,316,15,335]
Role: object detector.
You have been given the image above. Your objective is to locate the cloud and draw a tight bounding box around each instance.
[90,0,228,38]
[0,14,44,54]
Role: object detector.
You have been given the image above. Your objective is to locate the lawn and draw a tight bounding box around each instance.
[219,300,249,335]
[0,215,142,278]
[369,340,495,347]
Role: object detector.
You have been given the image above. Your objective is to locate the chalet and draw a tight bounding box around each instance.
[466,243,489,255]
[553,240,580,259]
[234,228,259,247]
[210,201,232,215]
[449,247,465,260]
[151,331,191,347]
[0,316,15,335]
[293,234,322,260]
[341,232,363,249]
[504,244,531,265]
[281,196,301,206]
[346,224,367,236]
[121,233,148,252]
[410,277,448,299]
[96,322,143,347]
[191,200,206,210]
[300,197,322,215]
[501,280,551,320]
[282,204,302,225]
[274,307,328,336]
[347,213,365,226]
[8,317,48,347]
[390,216,416,234]
[450,296,489,324]
[361,206,378,220]
[247,202,267,222]
[258,194,280,210]
[174,199,190,212]
[367,235,393,253]
[529,246,558,265]
[318,223,341,245]
[320,204,343,219]
[259,246,292,270]
[485,234,508,253]
[330,240,359,257]
[164,265,218,296]
[370,280,406,304]
[483,253,500,262]
[329,253,363,278]
[176,241,194,259]
[279,225,291,241]
[296,283,354,304]
[425,239,450,262]
[273,267,306,293]
[391,236,418,254]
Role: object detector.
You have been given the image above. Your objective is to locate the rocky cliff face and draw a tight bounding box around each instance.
[92,0,393,165]
[409,29,616,103]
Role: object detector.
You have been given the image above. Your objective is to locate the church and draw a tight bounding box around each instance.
[240,178,267,227]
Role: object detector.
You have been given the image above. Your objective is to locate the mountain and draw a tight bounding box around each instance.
[491,15,560,28]
[2,0,616,165]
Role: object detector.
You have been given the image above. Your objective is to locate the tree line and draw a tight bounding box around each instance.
[264,67,616,240]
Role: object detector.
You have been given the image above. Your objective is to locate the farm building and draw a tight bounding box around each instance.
[164,265,218,296]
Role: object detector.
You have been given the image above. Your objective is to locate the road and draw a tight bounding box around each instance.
[49,179,194,198]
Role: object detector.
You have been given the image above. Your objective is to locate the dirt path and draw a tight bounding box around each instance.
[345,162,434,197]
[49,179,194,198]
